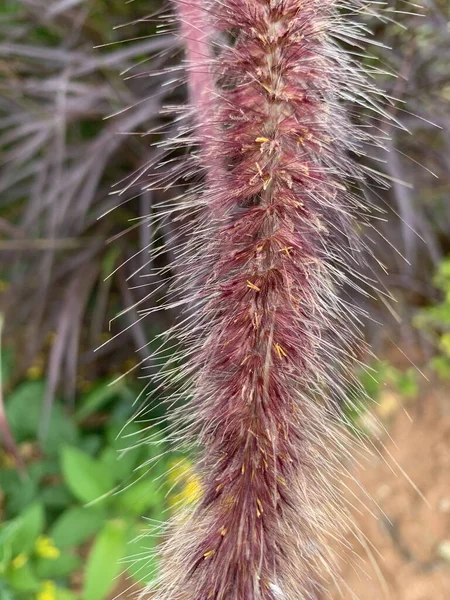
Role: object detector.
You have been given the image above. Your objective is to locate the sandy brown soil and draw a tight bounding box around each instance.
[330,385,450,600]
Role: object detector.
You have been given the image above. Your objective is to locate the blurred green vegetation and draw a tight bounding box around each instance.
[414,256,450,380]
[0,351,200,600]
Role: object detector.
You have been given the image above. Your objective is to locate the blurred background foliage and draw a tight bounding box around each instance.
[0,0,449,598]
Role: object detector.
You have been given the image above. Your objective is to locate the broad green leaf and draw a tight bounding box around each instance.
[83,520,128,600]
[125,527,158,585]
[41,402,79,456]
[0,346,14,389]
[115,478,162,515]
[6,562,40,592]
[0,580,15,600]
[75,379,125,422]
[79,434,103,457]
[50,506,106,549]
[0,469,38,517]
[56,589,79,600]
[61,446,114,505]
[0,521,21,565]
[99,447,118,477]
[5,382,78,455]
[35,553,82,578]
[5,382,46,440]
[106,423,145,481]
[40,484,73,509]
[10,503,44,556]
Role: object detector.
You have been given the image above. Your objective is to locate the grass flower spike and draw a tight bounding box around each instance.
[139,0,396,598]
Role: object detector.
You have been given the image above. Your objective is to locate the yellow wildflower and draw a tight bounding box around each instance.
[34,536,60,559]
[167,457,202,509]
[11,553,28,569]
[36,581,56,600]
[0,450,15,469]
[182,476,202,503]
[26,355,45,380]
[167,457,192,485]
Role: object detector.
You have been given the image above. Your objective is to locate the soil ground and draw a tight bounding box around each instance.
[330,384,450,599]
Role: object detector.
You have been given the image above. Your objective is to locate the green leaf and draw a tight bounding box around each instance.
[99,447,118,477]
[61,446,114,505]
[395,371,418,398]
[5,382,78,455]
[0,580,16,600]
[125,527,158,585]
[50,506,106,549]
[5,381,46,440]
[115,478,162,515]
[10,503,44,556]
[103,423,143,482]
[41,403,79,457]
[40,484,73,509]
[75,379,125,423]
[430,355,450,380]
[55,589,79,600]
[35,553,82,578]
[79,435,103,457]
[0,346,14,390]
[0,521,21,566]
[0,469,38,517]
[83,520,128,600]
[6,562,40,592]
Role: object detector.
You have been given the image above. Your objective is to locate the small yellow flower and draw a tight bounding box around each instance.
[11,553,28,569]
[36,581,56,600]
[34,536,60,559]
[26,356,44,380]
[182,476,202,503]
[167,457,202,509]
[167,457,192,485]
[0,450,15,469]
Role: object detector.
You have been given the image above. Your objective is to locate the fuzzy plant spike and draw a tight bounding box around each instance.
[134,0,400,598]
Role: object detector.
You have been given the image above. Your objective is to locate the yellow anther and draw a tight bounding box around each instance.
[241,464,245,474]
[274,343,287,359]
[280,246,293,257]
[262,176,272,190]
[261,83,274,95]
[240,356,250,366]
[247,281,260,292]
[204,549,216,559]
[256,498,263,517]
[219,526,227,536]
[256,137,270,143]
